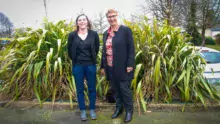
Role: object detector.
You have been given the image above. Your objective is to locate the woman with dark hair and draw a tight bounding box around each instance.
[67,14,100,121]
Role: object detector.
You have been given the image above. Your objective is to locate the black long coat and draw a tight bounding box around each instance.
[101,25,135,81]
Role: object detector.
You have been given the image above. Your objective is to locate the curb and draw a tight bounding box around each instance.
[0,101,220,112]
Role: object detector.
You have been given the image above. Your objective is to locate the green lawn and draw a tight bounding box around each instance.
[205,45,220,51]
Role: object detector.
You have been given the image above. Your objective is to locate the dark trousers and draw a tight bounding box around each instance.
[107,66,133,112]
[72,65,96,110]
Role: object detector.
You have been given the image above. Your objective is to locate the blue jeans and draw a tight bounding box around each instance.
[72,65,97,110]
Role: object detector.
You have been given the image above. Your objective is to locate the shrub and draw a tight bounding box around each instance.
[125,18,219,106]
[190,33,202,45]
[0,19,75,107]
[215,34,220,45]
[205,36,216,45]
[0,17,219,111]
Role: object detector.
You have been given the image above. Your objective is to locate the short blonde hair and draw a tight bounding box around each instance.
[106,9,118,17]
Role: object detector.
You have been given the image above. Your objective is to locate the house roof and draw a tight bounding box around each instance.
[211,28,220,31]
[210,24,220,31]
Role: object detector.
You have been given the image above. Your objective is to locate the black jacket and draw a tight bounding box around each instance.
[101,25,135,80]
[67,30,100,66]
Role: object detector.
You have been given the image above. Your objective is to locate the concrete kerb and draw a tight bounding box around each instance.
[1,101,220,112]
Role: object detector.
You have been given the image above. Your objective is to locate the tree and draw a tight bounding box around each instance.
[43,0,48,18]
[140,0,182,26]
[175,0,193,28]
[196,0,220,46]
[140,0,220,46]
[0,12,14,38]
[92,12,108,34]
[186,0,202,45]
[128,13,145,24]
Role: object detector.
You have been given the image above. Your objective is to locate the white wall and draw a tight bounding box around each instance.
[212,31,220,37]
[198,29,212,37]
[198,29,220,38]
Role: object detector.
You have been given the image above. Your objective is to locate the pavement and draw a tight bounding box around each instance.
[0,107,220,124]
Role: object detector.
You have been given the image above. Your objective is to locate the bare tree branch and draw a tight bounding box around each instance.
[140,0,181,26]
[92,12,108,34]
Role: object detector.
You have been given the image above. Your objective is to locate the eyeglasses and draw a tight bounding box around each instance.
[107,15,117,19]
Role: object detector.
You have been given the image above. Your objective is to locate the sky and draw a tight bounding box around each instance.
[0,0,145,29]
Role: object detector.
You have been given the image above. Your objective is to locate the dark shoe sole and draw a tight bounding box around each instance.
[124,119,132,123]
[111,111,123,119]
[111,114,122,119]
[112,117,118,119]
[111,114,119,119]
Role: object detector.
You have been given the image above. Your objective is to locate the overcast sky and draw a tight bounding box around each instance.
[0,0,145,29]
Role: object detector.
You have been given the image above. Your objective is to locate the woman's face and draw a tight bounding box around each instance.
[77,15,88,30]
[107,12,118,26]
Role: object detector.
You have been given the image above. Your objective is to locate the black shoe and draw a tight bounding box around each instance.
[111,108,123,119]
[124,112,132,123]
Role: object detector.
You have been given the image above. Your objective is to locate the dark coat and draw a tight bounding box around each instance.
[67,30,100,66]
[101,25,135,81]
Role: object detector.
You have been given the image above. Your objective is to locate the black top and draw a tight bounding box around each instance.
[67,30,100,66]
[101,25,135,81]
[75,34,94,65]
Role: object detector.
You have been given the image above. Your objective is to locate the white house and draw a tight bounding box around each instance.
[199,24,220,39]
